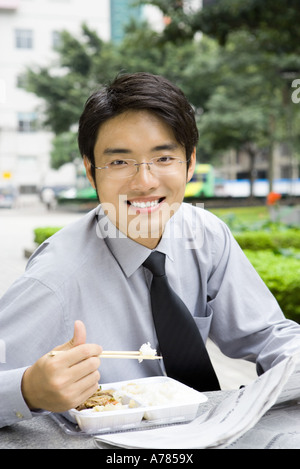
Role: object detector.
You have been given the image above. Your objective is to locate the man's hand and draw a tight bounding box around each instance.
[21,320,102,412]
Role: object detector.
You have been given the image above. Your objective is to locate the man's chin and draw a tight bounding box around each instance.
[126,201,180,241]
[100,198,181,242]
[125,211,164,242]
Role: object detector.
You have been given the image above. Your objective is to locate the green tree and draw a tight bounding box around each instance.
[24,24,121,134]
[23,24,125,167]
[50,132,80,169]
[196,30,300,195]
[23,2,300,181]
[193,0,300,54]
[142,0,300,190]
[142,0,300,54]
[23,20,214,168]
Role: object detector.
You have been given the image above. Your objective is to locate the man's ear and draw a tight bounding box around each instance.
[187,147,196,183]
[83,156,96,189]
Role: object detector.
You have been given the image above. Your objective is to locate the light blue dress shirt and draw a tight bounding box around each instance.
[0,203,299,427]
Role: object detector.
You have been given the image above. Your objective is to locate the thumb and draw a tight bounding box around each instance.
[69,320,86,347]
[54,320,86,352]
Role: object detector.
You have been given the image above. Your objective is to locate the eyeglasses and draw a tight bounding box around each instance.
[91,156,187,179]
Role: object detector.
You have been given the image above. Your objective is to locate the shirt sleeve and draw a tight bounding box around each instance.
[0,275,68,428]
[0,367,33,426]
[206,220,300,374]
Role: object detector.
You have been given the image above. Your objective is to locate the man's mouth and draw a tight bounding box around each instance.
[127,197,165,211]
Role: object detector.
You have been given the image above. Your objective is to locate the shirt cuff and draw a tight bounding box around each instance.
[0,367,34,427]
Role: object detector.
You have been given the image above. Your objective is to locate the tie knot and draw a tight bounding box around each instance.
[143,251,166,277]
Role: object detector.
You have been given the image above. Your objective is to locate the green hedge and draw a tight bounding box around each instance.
[34,226,300,251]
[34,227,62,245]
[235,230,300,323]
[234,229,300,251]
[244,249,300,323]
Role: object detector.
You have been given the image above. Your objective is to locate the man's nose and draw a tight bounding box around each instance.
[128,163,159,190]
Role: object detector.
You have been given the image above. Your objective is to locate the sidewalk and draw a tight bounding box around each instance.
[0,196,257,390]
[0,195,81,297]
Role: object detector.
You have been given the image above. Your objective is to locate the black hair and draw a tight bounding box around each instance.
[78,72,198,176]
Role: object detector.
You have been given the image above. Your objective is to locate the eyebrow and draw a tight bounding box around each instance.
[103,148,131,155]
[151,143,179,152]
[103,143,179,155]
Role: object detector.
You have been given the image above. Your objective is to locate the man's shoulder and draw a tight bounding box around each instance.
[25,207,104,288]
[173,202,230,249]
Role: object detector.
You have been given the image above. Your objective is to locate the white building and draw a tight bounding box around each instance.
[0,0,179,193]
[0,0,110,192]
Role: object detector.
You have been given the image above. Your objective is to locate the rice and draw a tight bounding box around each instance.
[138,342,157,362]
[121,381,195,406]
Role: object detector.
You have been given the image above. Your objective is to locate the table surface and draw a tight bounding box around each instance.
[0,390,299,449]
[0,391,227,449]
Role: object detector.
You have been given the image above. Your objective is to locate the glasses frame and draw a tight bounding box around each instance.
[90,156,189,179]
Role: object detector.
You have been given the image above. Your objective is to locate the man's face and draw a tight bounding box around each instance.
[84,110,196,249]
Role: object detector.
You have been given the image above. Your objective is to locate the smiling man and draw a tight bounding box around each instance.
[84,109,195,248]
[0,72,299,428]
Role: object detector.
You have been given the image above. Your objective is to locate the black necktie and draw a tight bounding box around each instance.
[143,251,220,392]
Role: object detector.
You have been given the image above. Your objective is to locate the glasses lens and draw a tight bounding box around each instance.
[151,157,183,175]
[105,157,185,178]
[105,159,135,178]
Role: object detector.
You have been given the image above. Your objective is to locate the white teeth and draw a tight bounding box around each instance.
[131,199,160,208]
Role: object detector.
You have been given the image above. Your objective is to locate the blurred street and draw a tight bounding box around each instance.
[0,195,81,297]
[0,195,257,390]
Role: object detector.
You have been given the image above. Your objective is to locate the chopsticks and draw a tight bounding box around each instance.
[48,350,162,360]
[101,351,162,360]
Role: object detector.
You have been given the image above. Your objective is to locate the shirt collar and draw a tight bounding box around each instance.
[94,204,177,277]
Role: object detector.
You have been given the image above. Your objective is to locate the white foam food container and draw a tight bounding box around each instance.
[67,386,144,434]
[67,376,208,434]
[120,376,208,423]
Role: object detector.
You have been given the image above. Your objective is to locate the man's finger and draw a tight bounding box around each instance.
[69,320,86,348]
[57,344,102,368]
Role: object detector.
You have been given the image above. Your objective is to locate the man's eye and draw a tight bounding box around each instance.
[109,160,128,166]
[156,156,175,164]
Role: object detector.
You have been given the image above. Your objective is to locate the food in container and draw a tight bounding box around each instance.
[67,377,207,434]
[120,377,208,421]
[68,385,143,433]
[75,387,136,412]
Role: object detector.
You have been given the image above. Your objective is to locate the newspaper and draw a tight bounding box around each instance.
[95,352,300,449]
[227,403,300,449]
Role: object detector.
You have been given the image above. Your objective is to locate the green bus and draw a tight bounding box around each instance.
[184,164,215,198]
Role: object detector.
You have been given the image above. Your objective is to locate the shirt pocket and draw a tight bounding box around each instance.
[193,302,213,342]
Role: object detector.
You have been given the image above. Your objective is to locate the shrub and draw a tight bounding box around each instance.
[234,229,300,251]
[244,250,300,323]
[34,227,62,245]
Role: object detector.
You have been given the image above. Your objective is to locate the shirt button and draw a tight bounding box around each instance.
[15,411,24,419]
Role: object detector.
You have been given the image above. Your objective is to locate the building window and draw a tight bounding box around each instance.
[16,73,26,88]
[256,170,267,179]
[52,30,62,49]
[17,112,37,132]
[281,166,292,179]
[17,155,37,168]
[15,29,33,49]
